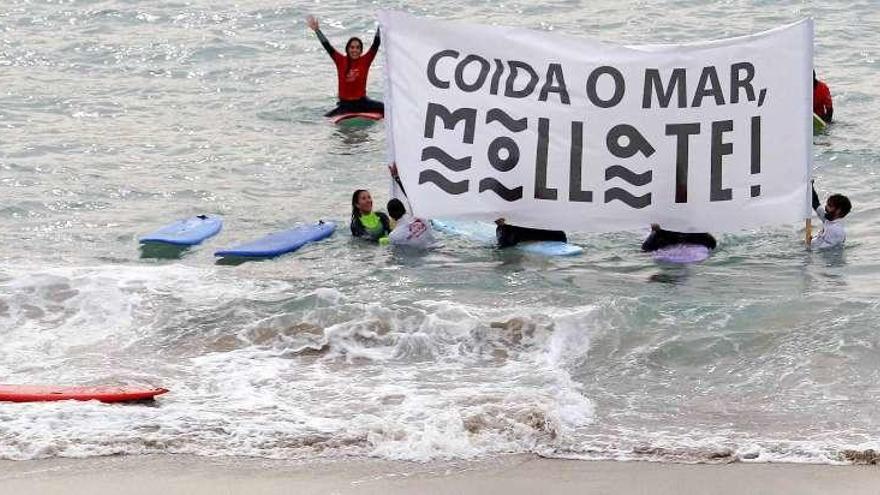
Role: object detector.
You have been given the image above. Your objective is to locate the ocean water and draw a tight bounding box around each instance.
[1,0,879,464]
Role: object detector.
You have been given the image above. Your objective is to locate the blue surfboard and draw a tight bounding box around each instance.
[215,221,336,258]
[140,215,223,246]
[431,219,583,257]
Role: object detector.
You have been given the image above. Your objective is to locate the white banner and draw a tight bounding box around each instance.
[380,12,812,233]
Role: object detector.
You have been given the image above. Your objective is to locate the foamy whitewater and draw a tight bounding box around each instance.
[1,0,879,464]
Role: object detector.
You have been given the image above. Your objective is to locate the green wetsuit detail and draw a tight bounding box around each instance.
[350,211,391,242]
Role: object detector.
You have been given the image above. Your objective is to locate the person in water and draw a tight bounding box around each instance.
[306,15,384,117]
[811,181,851,249]
[641,224,717,252]
[350,189,391,244]
[386,164,437,248]
[813,70,833,123]
[494,218,567,248]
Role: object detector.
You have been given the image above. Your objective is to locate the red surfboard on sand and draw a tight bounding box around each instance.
[0,385,169,403]
[329,111,383,124]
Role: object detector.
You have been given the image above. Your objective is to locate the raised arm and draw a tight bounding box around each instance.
[306,15,336,57]
[389,163,407,198]
[368,27,381,55]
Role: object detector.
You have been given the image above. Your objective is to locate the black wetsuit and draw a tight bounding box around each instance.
[350,211,391,241]
[497,224,567,248]
[641,227,716,252]
[325,97,384,117]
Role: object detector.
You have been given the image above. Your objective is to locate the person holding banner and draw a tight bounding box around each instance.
[350,189,391,244]
[813,70,833,123]
[811,181,851,249]
[305,15,384,117]
[386,164,438,249]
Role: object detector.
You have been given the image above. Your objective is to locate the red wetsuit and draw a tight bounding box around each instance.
[813,80,833,123]
[314,29,383,116]
[330,42,378,101]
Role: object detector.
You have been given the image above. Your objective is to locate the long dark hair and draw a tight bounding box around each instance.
[344,37,363,77]
[351,189,368,219]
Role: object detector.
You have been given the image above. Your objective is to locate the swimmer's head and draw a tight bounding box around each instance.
[346,37,364,59]
[387,198,406,221]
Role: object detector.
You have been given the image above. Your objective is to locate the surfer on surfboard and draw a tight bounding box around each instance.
[813,70,833,124]
[306,15,384,118]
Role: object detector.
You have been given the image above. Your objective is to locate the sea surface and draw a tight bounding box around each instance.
[1,0,879,464]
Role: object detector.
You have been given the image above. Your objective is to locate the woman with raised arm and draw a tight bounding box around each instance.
[306,15,384,117]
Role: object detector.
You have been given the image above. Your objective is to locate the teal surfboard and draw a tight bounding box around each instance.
[813,112,827,133]
[431,219,583,256]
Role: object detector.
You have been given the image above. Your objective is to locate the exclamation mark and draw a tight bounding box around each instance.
[750,115,761,197]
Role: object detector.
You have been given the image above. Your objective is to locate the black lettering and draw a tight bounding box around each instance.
[424,103,477,144]
[454,54,490,92]
[569,121,592,202]
[586,66,625,108]
[710,120,733,201]
[730,62,756,104]
[489,58,504,95]
[692,66,725,107]
[750,115,761,197]
[488,137,519,172]
[426,50,458,89]
[504,60,539,98]
[485,108,527,132]
[534,118,557,200]
[666,123,700,203]
[606,124,655,158]
[539,63,570,104]
[642,68,687,108]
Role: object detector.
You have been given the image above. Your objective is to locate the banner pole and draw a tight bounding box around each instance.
[805,218,812,247]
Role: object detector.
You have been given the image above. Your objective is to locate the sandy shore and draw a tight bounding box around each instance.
[1,454,878,495]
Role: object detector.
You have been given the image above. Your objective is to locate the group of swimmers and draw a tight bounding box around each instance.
[308,16,852,252]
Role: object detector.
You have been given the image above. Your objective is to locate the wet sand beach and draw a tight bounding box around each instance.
[2,455,879,495]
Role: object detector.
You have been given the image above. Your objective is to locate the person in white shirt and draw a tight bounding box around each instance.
[811,182,851,249]
[386,163,438,249]
[387,198,437,248]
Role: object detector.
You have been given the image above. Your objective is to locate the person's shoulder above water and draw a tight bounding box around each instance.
[494,218,567,248]
[641,223,716,252]
[350,189,391,244]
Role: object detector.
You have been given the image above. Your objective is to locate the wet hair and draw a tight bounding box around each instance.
[344,37,364,78]
[828,194,852,218]
[345,37,364,55]
[351,189,368,218]
[387,198,406,220]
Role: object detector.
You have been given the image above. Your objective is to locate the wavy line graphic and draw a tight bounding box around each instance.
[604,165,653,186]
[421,146,472,172]
[485,108,528,132]
[479,178,523,201]
[419,169,469,195]
[604,188,651,208]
